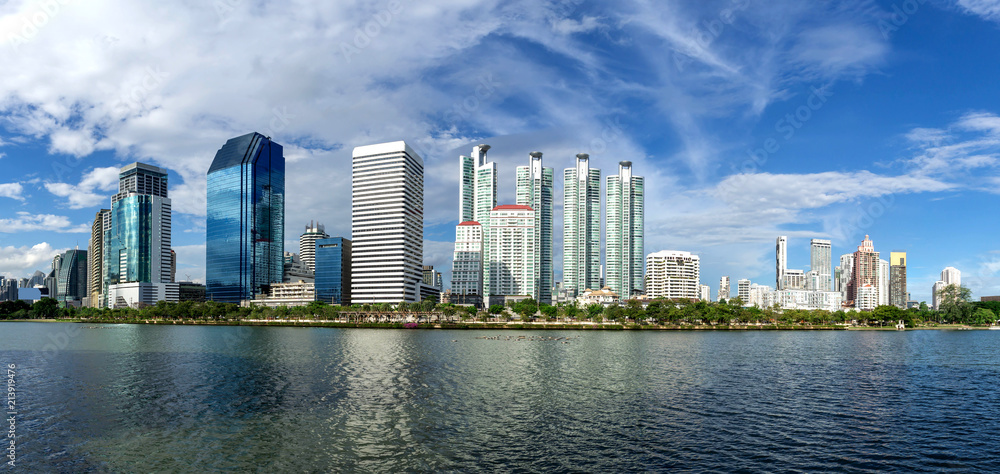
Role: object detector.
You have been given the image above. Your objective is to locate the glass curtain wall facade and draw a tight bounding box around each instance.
[206,132,285,303]
[606,161,644,298]
[515,152,553,304]
[56,249,87,306]
[563,153,601,297]
[315,237,351,305]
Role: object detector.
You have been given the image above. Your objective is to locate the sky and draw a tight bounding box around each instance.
[1,0,999,303]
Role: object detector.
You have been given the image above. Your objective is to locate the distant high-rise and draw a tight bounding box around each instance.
[515,152,553,304]
[645,251,700,300]
[718,276,731,302]
[878,258,890,307]
[737,279,751,304]
[606,161,644,299]
[450,221,484,307]
[299,221,329,273]
[315,237,351,305]
[848,235,879,306]
[206,133,285,304]
[810,239,832,291]
[87,209,110,308]
[56,249,87,307]
[488,205,537,303]
[889,251,907,309]
[105,162,178,307]
[351,141,423,303]
[459,145,497,304]
[776,236,788,289]
[932,266,962,311]
[563,153,601,297]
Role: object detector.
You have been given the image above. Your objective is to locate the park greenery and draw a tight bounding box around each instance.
[0,283,996,328]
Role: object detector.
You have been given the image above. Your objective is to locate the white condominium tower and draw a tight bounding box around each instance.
[645,250,700,300]
[718,276,731,302]
[488,205,538,302]
[450,221,484,307]
[606,161,644,298]
[810,239,832,291]
[776,236,788,289]
[515,152,553,304]
[460,145,499,298]
[351,141,424,303]
[563,153,601,297]
[299,221,329,273]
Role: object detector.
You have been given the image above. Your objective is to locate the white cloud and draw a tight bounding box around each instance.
[956,0,1000,21]
[0,212,90,233]
[552,16,603,35]
[0,242,67,278]
[0,183,24,201]
[172,244,205,283]
[43,166,120,209]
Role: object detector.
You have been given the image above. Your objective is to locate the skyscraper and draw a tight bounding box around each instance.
[104,163,178,307]
[299,221,329,274]
[458,145,497,303]
[515,152,553,304]
[718,276,731,302]
[606,161,644,298]
[87,208,110,308]
[810,239,832,291]
[563,153,601,297]
[206,133,285,303]
[644,251,700,300]
[878,258,890,306]
[315,237,351,305]
[488,205,537,303]
[776,236,788,289]
[848,235,879,307]
[56,249,87,307]
[889,251,907,309]
[351,141,424,303]
[450,221,484,307]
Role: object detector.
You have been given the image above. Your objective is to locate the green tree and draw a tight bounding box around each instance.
[514,298,538,320]
[31,298,60,319]
[488,304,505,315]
[936,284,972,323]
[563,302,579,320]
[623,299,645,321]
[971,307,996,325]
[872,305,904,325]
[586,304,604,321]
[539,304,558,321]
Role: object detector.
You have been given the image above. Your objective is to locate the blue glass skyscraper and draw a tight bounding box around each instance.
[206,132,285,303]
[314,237,351,305]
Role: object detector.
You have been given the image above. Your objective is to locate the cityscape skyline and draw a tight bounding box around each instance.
[3,1,1000,304]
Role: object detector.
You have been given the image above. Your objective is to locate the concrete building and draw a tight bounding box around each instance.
[718,276,731,302]
[351,141,424,303]
[299,221,329,274]
[737,279,751,305]
[848,235,879,307]
[577,287,620,307]
[206,133,284,303]
[283,252,314,284]
[87,209,110,308]
[856,284,879,311]
[450,221,484,307]
[836,253,854,303]
[776,236,788,289]
[563,153,601,297]
[889,251,908,309]
[422,266,443,290]
[810,239,832,291]
[932,267,962,311]
[645,251,700,300]
[315,237,351,305]
[245,280,316,308]
[606,161,644,299]
[878,259,890,307]
[462,145,498,303]
[487,205,537,305]
[515,152,553,304]
[699,284,711,302]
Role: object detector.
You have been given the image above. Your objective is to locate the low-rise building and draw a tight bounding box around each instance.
[577,287,620,307]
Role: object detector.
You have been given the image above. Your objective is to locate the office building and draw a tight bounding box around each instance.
[718,276,731,302]
[351,141,424,303]
[206,133,285,303]
[810,239,832,291]
[515,152,553,304]
[299,221,329,274]
[645,251,700,300]
[315,237,351,305]
[487,205,537,304]
[606,161,644,299]
[889,251,907,309]
[563,153,601,297]
[848,235,879,307]
[56,249,87,307]
[104,163,178,308]
[87,209,110,308]
[177,282,207,302]
[450,221,484,307]
[283,252,314,283]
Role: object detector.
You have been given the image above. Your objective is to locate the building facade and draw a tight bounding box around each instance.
[776,236,788,289]
[450,221,484,307]
[606,161,644,299]
[719,276,731,302]
[56,249,87,307]
[515,152,553,304]
[889,251,907,309]
[351,141,424,303]
[87,209,110,308]
[848,235,879,307]
[810,239,832,291]
[315,237,351,305]
[645,251,700,300]
[206,133,285,303]
[299,221,329,274]
[487,205,537,304]
[563,153,601,297]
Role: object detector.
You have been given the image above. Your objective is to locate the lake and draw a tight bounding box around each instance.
[2,323,999,471]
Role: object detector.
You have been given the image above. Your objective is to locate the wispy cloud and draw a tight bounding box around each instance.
[43,166,120,209]
[0,212,90,233]
[955,0,1000,21]
[0,183,25,201]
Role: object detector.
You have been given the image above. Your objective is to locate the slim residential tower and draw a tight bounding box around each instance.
[606,161,644,298]
[563,153,601,297]
[515,152,553,304]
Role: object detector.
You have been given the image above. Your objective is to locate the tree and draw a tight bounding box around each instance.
[586,304,604,321]
[563,302,579,320]
[32,298,60,319]
[514,298,538,320]
[936,284,972,323]
[872,305,904,325]
[488,304,505,315]
[539,304,557,321]
[623,299,644,321]
[971,307,996,325]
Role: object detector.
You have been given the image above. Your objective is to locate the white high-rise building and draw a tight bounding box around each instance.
[488,205,537,303]
[516,152,553,304]
[699,284,711,301]
[606,161,644,299]
[933,267,962,311]
[459,145,498,301]
[645,251,700,300]
[351,141,424,303]
[837,253,854,304]
[450,221,484,307]
[299,221,329,274]
[856,285,879,311]
[737,279,751,305]
[878,258,890,306]
[563,153,601,297]
[718,276,731,302]
[810,239,832,291]
[776,236,788,289]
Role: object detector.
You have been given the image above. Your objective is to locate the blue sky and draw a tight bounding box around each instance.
[1,0,999,303]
